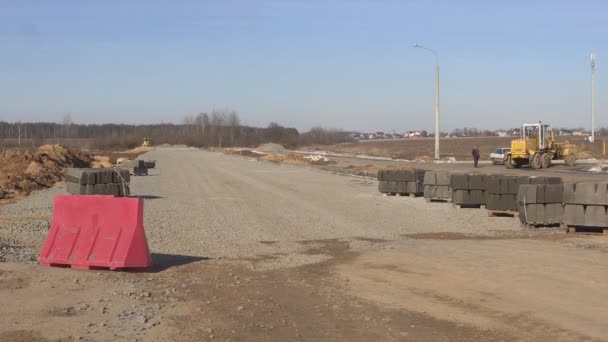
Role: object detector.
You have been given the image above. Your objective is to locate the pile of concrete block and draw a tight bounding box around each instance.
[563,182,608,230]
[377,169,426,196]
[66,168,131,196]
[450,173,486,207]
[423,171,452,202]
[133,160,150,176]
[485,175,562,213]
[518,183,564,225]
[484,175,520,211]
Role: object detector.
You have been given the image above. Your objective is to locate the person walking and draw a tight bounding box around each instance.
[472,146,480,168]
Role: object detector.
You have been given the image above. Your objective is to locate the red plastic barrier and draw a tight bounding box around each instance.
[38,195,152,270]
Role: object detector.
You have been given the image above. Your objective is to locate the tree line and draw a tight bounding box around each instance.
[0,110,353,149]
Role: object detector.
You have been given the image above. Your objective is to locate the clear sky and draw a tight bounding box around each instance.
[0,1,606,132]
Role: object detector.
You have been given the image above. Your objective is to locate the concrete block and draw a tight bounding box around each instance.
[118,184,130,197]
[563,183,576,204]
[143,160,156,168]
[485,193,501,210]
[450,174,469,190]
[393,170,409,182]
[544,184,563,204]
[379,181,394,193]
[112,168,131,183]
[376,169,385,181]
[436,186,452,199]
[407,182,423,194]
[94,183,108,195]
[396,181,408,193]
[452,189,467,204]
[471,190,484,205]
[518,184,535,204]
[584,205,608,227]
[423,171,436,185]
[414,169,427,183]
[66,168,88,185]
[424,184,434,198]
[66,182,86,195]
[435,171,451,186]
[594,182,608,205]
[522,203,542,222]
[545,177,563,184]
[528,176,545,185]
[507,176,525,194]
[546,203,564,223]
[484,175,502,194]
[574,183,597,205]
[564,204,585,226]
[108,183,120,196]
[502,194,518,211]
[85,184,95,195]
[468,174,485,190]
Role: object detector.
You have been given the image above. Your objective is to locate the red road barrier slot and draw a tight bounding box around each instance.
[38,195,152,270]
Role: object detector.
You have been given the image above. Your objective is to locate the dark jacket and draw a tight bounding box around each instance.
[472,148,480,159]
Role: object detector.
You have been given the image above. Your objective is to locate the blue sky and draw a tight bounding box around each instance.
[0,1,606,132]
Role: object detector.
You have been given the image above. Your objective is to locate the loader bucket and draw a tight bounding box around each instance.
[38,195,152,270]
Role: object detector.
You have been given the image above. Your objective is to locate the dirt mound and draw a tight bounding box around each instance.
[260,153,336,166]
[256,143,288,153]
[0,145,93,201]
[125,146,155,154]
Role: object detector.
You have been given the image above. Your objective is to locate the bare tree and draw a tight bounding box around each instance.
[62,114,73,138]
[228,110,240,145]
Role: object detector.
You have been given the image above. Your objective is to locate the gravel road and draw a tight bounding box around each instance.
[1,145,538,268]
[2,146,607,341]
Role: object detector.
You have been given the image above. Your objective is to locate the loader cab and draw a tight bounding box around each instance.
[521,123,549,150]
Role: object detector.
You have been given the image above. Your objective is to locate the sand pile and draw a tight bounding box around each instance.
[260,153,335,166]
[0,145,93,200]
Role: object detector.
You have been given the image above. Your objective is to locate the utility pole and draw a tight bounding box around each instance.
[591,52,596,143]
[414,43,440,159]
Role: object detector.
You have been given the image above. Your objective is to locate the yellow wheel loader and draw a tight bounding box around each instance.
[505,122,576,169]
[142,137,152,147]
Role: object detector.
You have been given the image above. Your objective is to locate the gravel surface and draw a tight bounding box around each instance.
[1,146,551,269]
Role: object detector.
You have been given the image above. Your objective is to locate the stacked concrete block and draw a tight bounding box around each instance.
[518,184,564,225]
[563,182,608,229]
[450,173,486,207]
[423,171,452,201]
[66,168,131,197]
[484,175,518,211]
[377,169,426,196]
[133,160,149,176]
[486,175,562,212]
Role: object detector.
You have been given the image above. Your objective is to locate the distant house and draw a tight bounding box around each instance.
[560,129,573,136]
[407,131,422,138]
[496,131,508,137]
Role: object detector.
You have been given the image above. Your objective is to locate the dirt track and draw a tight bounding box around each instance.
[1,147,607,341]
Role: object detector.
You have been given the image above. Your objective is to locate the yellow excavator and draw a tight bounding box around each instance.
[505,122,576,169]
[142,137,152,147]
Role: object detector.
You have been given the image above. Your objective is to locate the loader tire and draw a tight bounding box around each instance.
[530,153,542,169]
[541,153,551,168]
[564,154,576,166]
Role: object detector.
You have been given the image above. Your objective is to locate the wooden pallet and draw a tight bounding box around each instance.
[566,226,608,235]
[521,222,562,229]
[488,210,519,218]
[453,203,483,209]
[382,193,422,198]
[425,197,452,203]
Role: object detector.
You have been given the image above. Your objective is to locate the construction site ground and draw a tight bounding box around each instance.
[1,146,607,341]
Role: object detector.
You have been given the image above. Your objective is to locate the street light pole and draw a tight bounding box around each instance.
[414,43,440,159]
[591,52,596,143]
